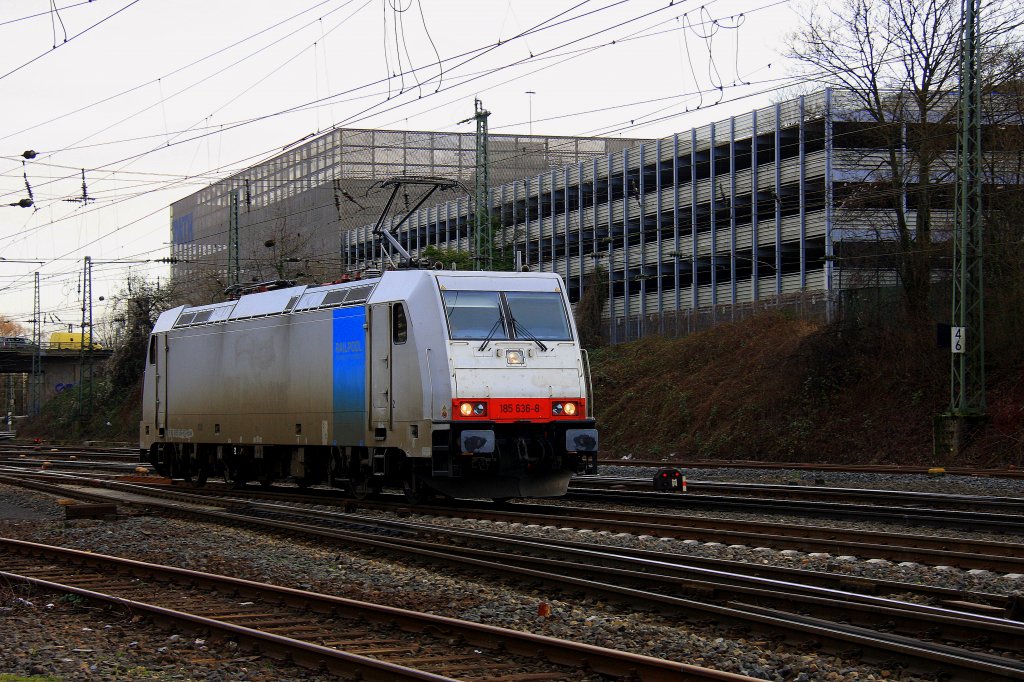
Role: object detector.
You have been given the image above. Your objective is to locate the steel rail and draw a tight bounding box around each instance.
[0,458,144,472]
[205,507,1024,680]
[5,471,1023,573]
[0,443,136,458]
[3,474,1024,678]
[564,486,1024,533]
[7,468,1017,614]
[366,498,1024,573]
[597,459,1024,479]
[239,503,1024,642]
[0,537,747,682]
[573,475,1024,514]
[0,573,455,682]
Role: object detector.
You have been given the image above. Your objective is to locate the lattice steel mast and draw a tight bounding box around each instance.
[463,99,491,270]
[950,0,985,415]
[30,272,41,417]
[228,190,241,285]
[77,256,94,422]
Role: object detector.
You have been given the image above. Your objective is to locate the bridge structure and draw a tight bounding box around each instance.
[0,345,114,407]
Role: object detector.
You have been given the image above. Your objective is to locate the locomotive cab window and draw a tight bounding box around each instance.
[443,291,507,340]
[442,290,571,341]
[505,292,572,341]
[392,303,407,344]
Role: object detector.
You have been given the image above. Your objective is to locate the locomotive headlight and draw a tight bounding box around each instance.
[460,402,474,417]
[506,349,525,365]
[473,402,486,415]
[552,401,578,417]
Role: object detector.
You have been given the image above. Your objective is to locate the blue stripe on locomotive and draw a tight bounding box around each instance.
[332,307,367,446]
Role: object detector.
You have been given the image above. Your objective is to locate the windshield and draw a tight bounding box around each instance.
[505,292,572,341]
[442,289,572,342]
[443,291,508,340]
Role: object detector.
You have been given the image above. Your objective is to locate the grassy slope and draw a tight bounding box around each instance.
[589,313,1024,467]
[19,383,141,444]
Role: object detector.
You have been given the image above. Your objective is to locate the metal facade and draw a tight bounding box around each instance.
[352,91,845,339]
[169,128,644,290]
[348,88,1020,340]
[169,88,1021,340]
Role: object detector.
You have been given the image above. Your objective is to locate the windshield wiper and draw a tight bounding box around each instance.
[510,317,548,352]
[478,317,504,352]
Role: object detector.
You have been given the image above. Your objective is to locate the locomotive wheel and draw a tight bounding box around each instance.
[402,471,430,504]
[224,467,245,489]
[188,465,208,488]
[171,444,205,487]
[349,476,381,500]
[402,481,424,504]
[346,459,380,499]
[191,448,210,487]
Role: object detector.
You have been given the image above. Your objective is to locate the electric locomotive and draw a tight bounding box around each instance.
[140,269,598,499]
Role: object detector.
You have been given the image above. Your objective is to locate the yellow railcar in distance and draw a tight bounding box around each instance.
[49,332,102,350]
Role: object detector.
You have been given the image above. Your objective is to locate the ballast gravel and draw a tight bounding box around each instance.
[2,473,1022,681]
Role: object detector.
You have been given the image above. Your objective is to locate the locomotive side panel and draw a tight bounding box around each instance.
[160,312,335,445]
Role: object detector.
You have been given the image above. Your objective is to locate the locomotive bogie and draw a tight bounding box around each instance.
[140,270,597,499]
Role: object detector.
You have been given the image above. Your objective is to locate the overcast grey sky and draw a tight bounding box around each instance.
[0,0,801,335]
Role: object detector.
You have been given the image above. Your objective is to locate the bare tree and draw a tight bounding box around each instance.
[247,210,315,284]
[787,0,1023,319]
[981,46,1024,371]
[105,273,179,391]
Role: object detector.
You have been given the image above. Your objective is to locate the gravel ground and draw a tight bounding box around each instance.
[2,475,1023,681]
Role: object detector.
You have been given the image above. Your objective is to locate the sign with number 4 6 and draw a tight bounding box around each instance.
[951,326,966,354]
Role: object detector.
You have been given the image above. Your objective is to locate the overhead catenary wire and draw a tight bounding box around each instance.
[2,0,708,218]
[4,0,1011,309]
[1,0,626,214]
[3,0,751,195]
[0,0,346,146]
[0,0,144,82]
[0,1,96,28]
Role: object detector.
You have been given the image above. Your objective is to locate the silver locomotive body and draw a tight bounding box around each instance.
[140,270,598,499]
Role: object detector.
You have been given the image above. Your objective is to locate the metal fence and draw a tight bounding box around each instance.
[606,290,838,343]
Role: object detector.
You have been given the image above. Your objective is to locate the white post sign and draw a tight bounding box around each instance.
[951,326,966,354]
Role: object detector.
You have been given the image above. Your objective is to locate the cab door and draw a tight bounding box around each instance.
[368,303,392,434]
[150,334,169,435]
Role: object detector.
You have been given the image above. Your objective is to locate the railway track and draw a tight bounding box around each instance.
[4,445,1021,481]
[598,459,1024,479]
[0,457,146,475]
[0,538,737,681]
[4,473,1024,679]
[0,444,137,462]
[8,452,1024,533]
[566,483,1024,534]
[6,470,1024,573]
[577,475,1024,513]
